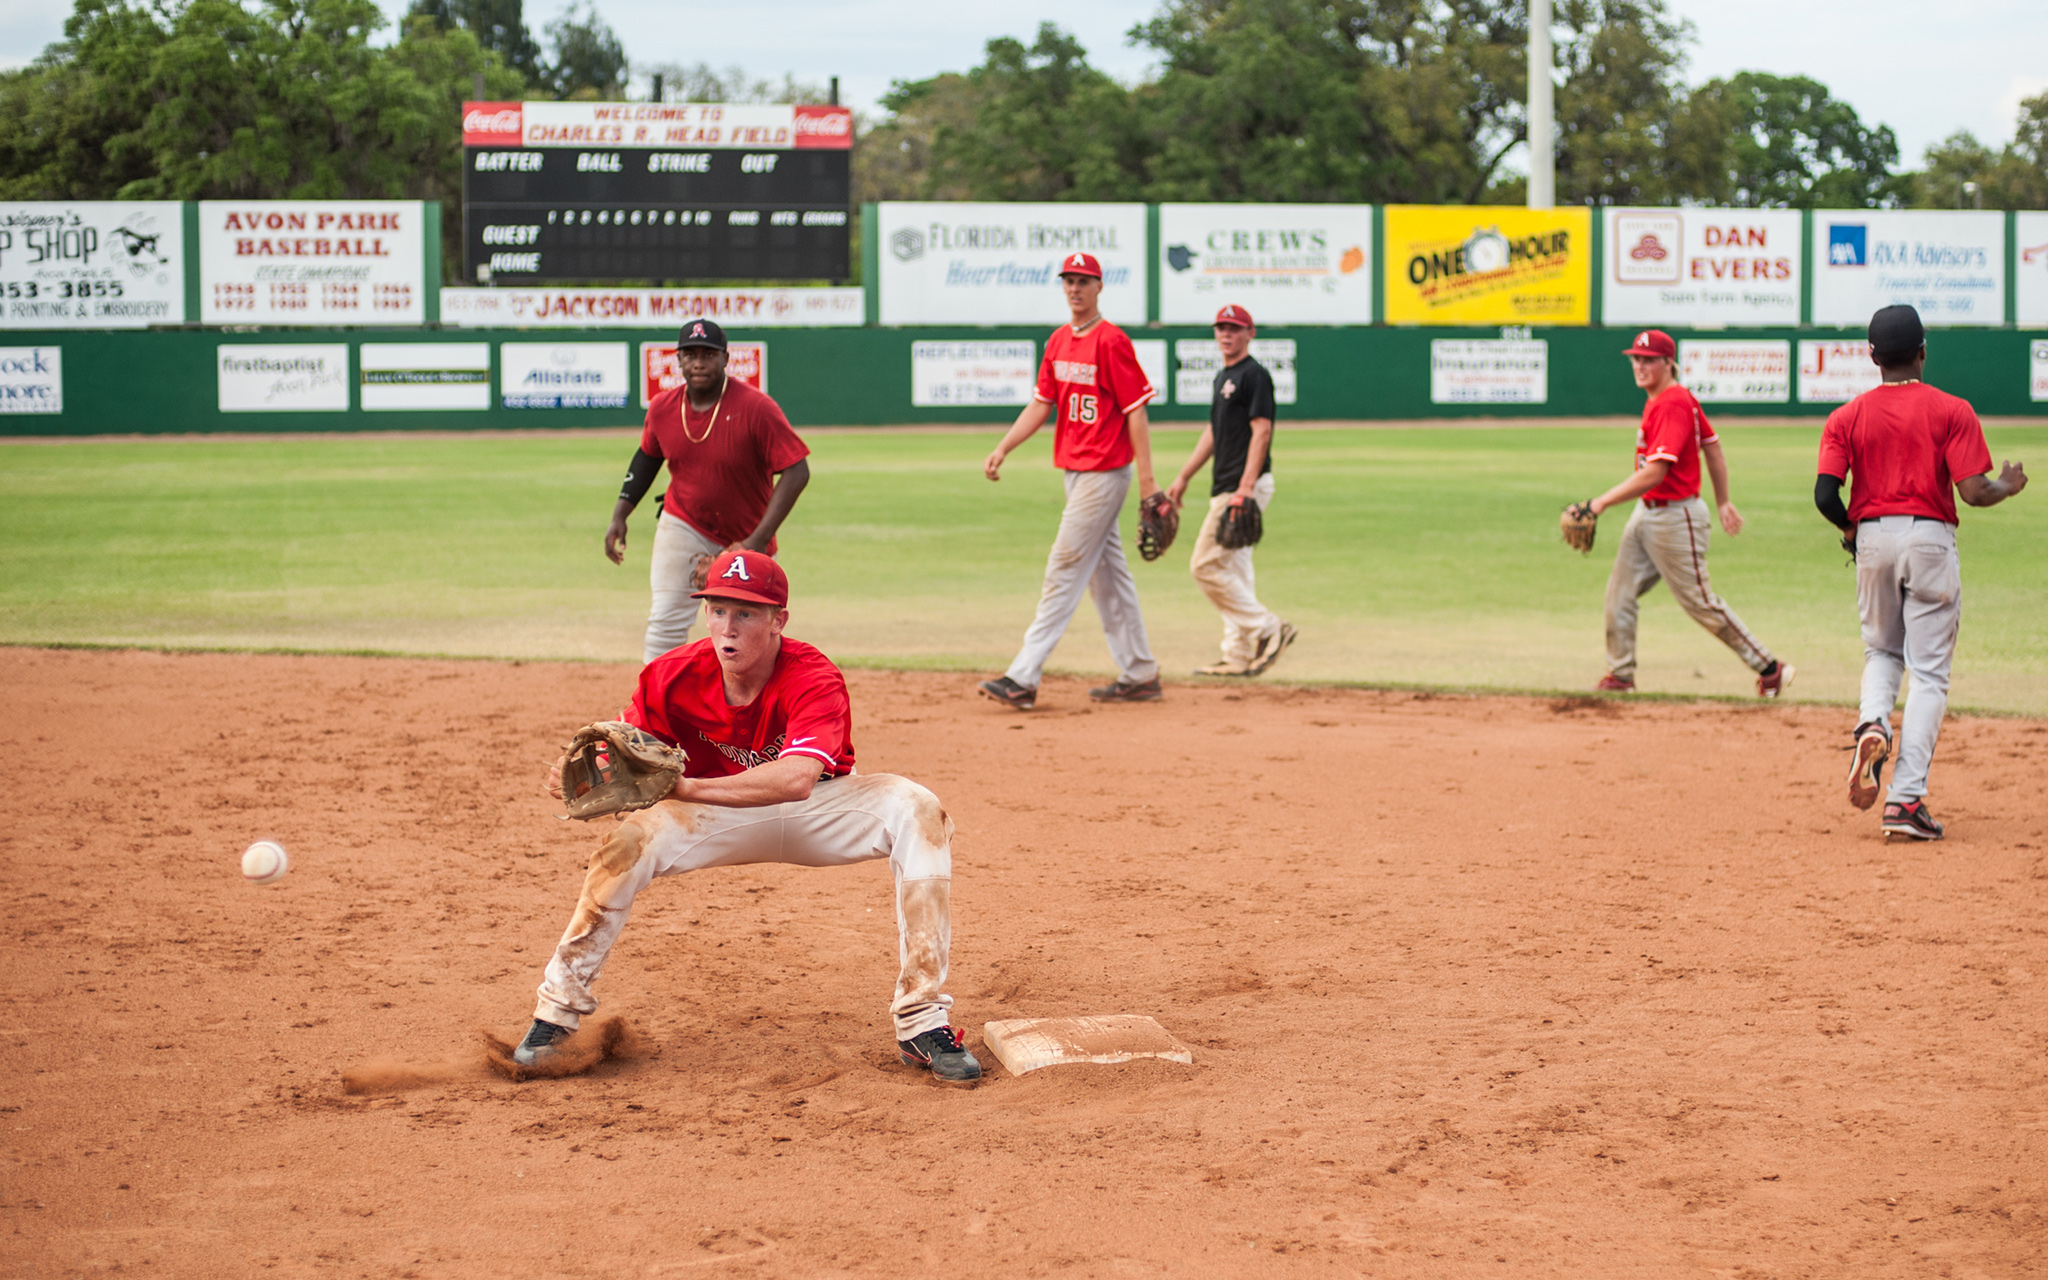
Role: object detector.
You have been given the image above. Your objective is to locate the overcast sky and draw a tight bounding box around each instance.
[3,0,2042,169]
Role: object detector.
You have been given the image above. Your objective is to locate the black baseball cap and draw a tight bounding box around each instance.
[1868,305,1926,359]
[676,317,727,351]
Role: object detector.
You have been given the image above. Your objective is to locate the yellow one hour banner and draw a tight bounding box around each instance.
[1384,206,1592,325]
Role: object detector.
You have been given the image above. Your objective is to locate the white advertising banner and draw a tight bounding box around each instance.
[2032,339,2048,403]
[1430,340,1547,404]
[217,344,350,413]
[0,346,62,413]
[0,203,184,329]
[639,341,766,408]
[1174,340,1298,406]
[199,201,425,325]
[464,101,853,151]
[1797,339,1883,404]
[2017,212,2048,328]
[360,343,491,412]
[1158,204,1373,325]
[877,202,1147,327]
[1130,339,1167,405]
[1603,208,1800,328]
[500,341,629,409]
[1677,339,1791,403]
[910,340,1037,408]
[1811,210,2004,328]
[441,286,862,329]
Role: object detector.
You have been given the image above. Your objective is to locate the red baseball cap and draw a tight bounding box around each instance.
[690,548,789,608]
[1057,252,1102,280]
[1622,329,1676,359]
[1213,304,1254,329]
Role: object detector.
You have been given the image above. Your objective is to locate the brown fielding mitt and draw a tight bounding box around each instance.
[1137,491,1179,561]
[687,543,747,592]
[1560,501,1599,554]
[1215,496,1264,549]
[558,722,687,820]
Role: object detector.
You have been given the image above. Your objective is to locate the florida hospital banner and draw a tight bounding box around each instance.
[199,200,426,325]
[877,202,1148,327]
[0,202,185,328]
[1384,206,1591,326]
[1157,204,1373,325]
[1603,208,1801,328]
[1810,210,2005,328]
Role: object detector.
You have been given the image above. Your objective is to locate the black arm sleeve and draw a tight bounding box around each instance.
[619,448,661,508]
[1814,473,1850,530]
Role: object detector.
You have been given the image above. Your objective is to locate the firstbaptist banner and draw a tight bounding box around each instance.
[877,202,1148,327]
[1602,208,1801,328]
[1157,204,1373,325]
[0,202,184,329]
[1384,207,1591,326]
[198,201,426,326]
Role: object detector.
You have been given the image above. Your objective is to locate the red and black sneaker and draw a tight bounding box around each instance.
[977,676,1036,710]
[1881,798,1944,842]
[898,1025,982,1082]
[1848,722,1890,811]
[1594,674,1634,693]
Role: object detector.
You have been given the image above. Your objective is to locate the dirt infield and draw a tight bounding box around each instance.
[5,647,2046,1278]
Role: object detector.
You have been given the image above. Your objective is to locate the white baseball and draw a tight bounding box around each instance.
[241,840,290,886]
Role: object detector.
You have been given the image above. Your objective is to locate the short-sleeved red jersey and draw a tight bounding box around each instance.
[1635,383,1718,503]
[626,638,854,780]
[641,377,810,547]
[1032,319,1155,472]
[1817,381,1992,525]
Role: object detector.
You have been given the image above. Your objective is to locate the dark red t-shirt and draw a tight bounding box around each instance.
[1817,382,1992,525]
[1635,383,1717,503]
[641,376,810,547]
[626,637,854,780]
[1033,319,1155,472]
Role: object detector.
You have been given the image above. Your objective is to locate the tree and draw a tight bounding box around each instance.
[543,3,626,100]
[1689,72,1904,208]
[406,0,543,84]
[1906,95,2048,210]
[1548,0,1698,205]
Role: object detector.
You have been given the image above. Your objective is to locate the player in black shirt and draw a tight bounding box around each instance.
[1165,304,1297,676]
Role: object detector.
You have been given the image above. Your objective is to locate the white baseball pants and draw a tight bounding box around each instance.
[1604,497,1775,683]
[1854,516,1962,803]
[643,510,724,663]
[1004,464,1160,690]
[1189,473,1280,668]
[533,773,957,1042]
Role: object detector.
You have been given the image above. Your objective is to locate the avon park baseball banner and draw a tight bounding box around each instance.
[1384,207,1591,326]
[1603,208,1801,328]
[199,201,426,325]
[1157,204,1373,325]
[0,202,185,329]
[2017,212,2048,328]
[1810,210,2004,328]
[877,203,1148,327]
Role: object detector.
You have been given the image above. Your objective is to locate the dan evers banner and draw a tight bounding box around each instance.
[1603,208,1801,328]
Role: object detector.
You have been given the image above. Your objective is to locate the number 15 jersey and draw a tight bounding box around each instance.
[1033,319,1156,472]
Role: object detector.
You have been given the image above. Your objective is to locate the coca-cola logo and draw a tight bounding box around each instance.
[793,110,851,137]
[463,107,522,136]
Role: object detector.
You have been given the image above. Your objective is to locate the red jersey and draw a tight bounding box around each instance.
[1033,319,1155,472]
[641,376,810,547]
[626,638,854,780]
[1817,381,1992,525]
[1635,383,1717,503]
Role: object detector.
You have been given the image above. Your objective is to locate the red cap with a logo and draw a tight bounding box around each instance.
[1622,329,1677,359]
[690,549,789,607]
[1057,252,1102,280]
[1213,304,1255,329]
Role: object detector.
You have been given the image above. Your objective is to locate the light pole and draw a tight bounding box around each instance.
[1528,0,1555,209]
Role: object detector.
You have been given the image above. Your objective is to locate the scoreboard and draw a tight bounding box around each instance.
[461,101,852,285]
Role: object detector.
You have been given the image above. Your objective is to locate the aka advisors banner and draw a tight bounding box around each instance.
[1385,207,1590,326]
[1157,204,1373,325]
[1811,210,2004,327]
[877,202,1147,327]
[1603,208,1801,327]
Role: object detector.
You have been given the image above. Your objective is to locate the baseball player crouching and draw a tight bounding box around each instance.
[1166,304,1296,676]
[1815,305,2028,840]
[516,549,980,1082]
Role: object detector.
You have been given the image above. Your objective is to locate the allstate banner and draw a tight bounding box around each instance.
[1603,208,1800,328]
[877,202,1147,327]
[1157,204,1373,325]
[2017,212,2048,328]
[199,201,425,325]
[0,202,184,329]
[1385,207,1590,326]
[1810,210,2004,328]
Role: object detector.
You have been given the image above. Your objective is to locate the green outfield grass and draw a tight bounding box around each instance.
[2,423,2043,712]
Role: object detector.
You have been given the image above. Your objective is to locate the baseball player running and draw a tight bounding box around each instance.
[514,549,980,1082]
[978,251,1164,710]
[1577,329,1790,697]
[1166,304,1296,676]
[1816,304,2027,841]
[607,318,812,663]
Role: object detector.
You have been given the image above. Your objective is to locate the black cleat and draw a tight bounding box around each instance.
[1881,799,1944,841]
[898,1026,982,1082]
[978,676,1037,710]
[1246,622,1298,676]
[512,1018,573,1066]
[1848,722,1890,811]
[1088,676,1163,703]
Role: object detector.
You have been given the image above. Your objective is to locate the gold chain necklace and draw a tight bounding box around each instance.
[682,378,727,444]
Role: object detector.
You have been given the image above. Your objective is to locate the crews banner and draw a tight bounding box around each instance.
[440,287,861,328]
[199,201,425,325]
[1677,340,1791,403]
[0,203,184,329]
[639,340,766,408]
[1157,204,1373,325]
[1797,339,1883,403]
[877,202,1148,327]
[360,343,491,412]
[2017,212,2048,327]
[1603,208,1800,328]
[1385,207,1590,326]
[1174,339,1297,406]
[0,347,62,413]
[1810,210,2004,328]
[500,341,628,409]
[910,340,1037,408]
[217,344,350,413]
[1429,339,1548,403]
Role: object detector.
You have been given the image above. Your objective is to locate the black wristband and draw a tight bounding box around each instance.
[619,448,661,508]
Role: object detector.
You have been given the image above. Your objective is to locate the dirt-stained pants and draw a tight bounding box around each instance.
[1188,472,1280,667]
[1604,496,1774,683]
[644,510,724,663]
[1005,464,1160,690]
[534,773,956,1041]
[1854,516,1962,803]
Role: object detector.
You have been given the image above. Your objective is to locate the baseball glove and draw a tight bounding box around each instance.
[1137,491,1179,562]
[687,543,747,592]
[1560,501,1599,554]
[557,722,688,821]
[1215,497,1264,550]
